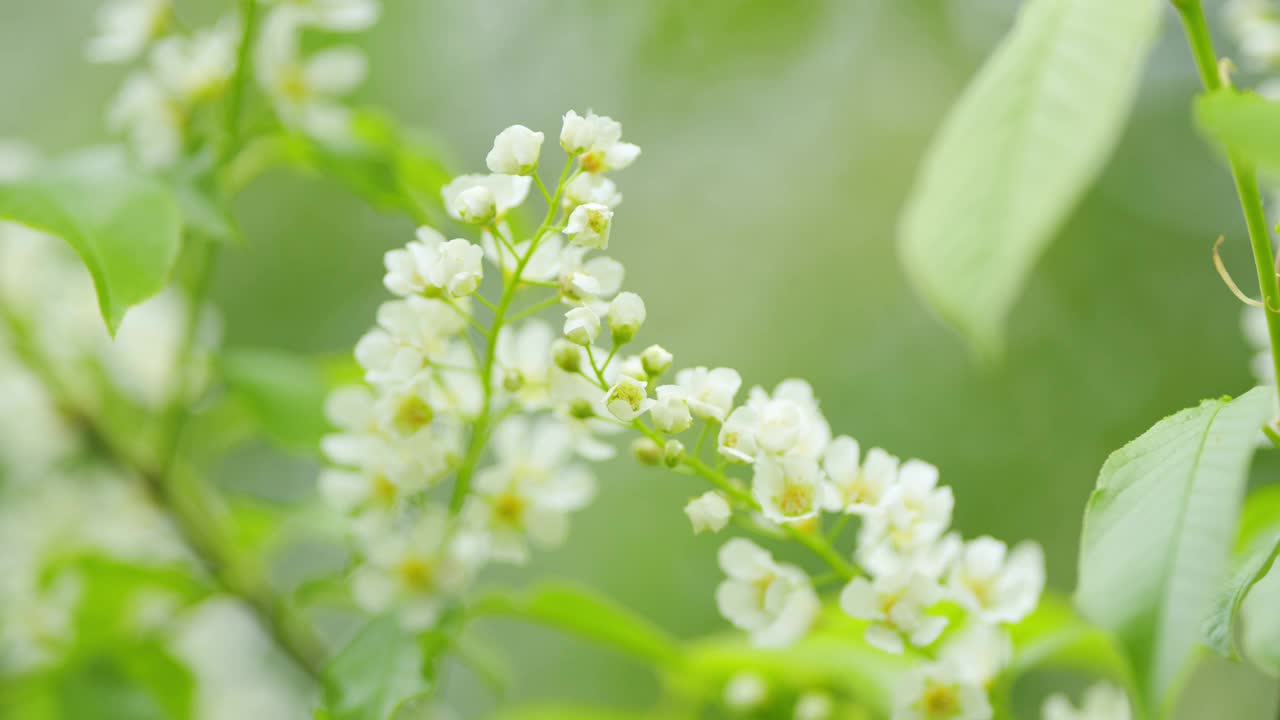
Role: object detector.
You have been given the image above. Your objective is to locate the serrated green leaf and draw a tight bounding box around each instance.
[218,348,338,454]
[323,614,427,720]
[471,582,681,669]
[0,148,183,334]
[1075,387,1272,716]
[898,0,1160,358]
[1194,90,1280,173]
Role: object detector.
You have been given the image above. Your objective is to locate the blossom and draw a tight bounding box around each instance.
[752,455,839,524]
[684,491,731,534]
[559,110,640,172]
[651,386,693,433]
[481,226,562,281]
[858,459,954,558]
[87,0,170,63]
[839,571,947,654]
[557,245,624,301]
[442,174,531,223]
[723,673,768,711]
[564,173,622,208]
[108,72,183,169]
[255,7,367,139]
[494,320,555,408]
[824,437,898,515]
[466,418,595,564]
[486,124,544,175]
[1041,684,1132,720]
[149,19,238,101]
[563,306,600,346]
[641,344,672,377]
[675,367,741,422]
[892,660,992,720]
[716,538,819,648]
[383,228,483,298]
[607,291,646,343]
[947,537,1045,624]
[565,203,613,249]
[605,375,654,422]
[286,0,381,32]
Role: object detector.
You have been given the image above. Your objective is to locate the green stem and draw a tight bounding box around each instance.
[506,294,561,325]
[220,0,258,164]
[1175,0,1280,402]
[449,157,574,514]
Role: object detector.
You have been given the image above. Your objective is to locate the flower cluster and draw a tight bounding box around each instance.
[320,109,641,630]
[91,0,377,168]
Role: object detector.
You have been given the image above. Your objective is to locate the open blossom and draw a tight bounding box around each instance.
[893,659,993,720]
[675,367,741,422]
[558,245,624,301]
[948,538,1044,624]
[88,0,170,63]
[108,72,183,169]
[563,305,600,346]
[685,491,731,534]
[716,539,819,648]
[465,418,595,564]
[384,228,483,298]
[486,124,544,175]
[1041,684,1132,720]
[859,459,954,558]
[442,174,531,223]
[564,172,622,208]
[565,203,613,249]
[494,320,555,408]
[752,455,839,524]
[149,19,237,101]
[283,0,382,32]
[256,6,368,139]
[605,375,654,422]
[559,110,641,172]
[824,436,899,514]
[651,386,693,433]
[839,571,948,654]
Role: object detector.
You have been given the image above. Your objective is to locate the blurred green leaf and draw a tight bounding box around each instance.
[218,347,344,454]
[1195,90,1280,173]
[323,614,428,720]
[898,0,1160,359]
[1227,485,1280,677]
[1203,522,1280,660]
[1074,387,1271,716]
[471,582,682,669]
[0,148,184,334]
[8,642,198,720]
[491,705,671,720]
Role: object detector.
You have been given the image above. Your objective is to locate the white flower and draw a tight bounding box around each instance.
[947,538,1044,624]
[716,538,820,648]
[434,239,484,296]
[288,0,381,32]
[565,203,613,249]
[684,491,731,534]
[605,375,654,422]
[318,467,401,515]
[383,228,483,298]
[453,186,495,225]
[938,623,1012,689]
[839,571,947,654]
[1228,0,1280,68]
[861,531,963,582]
[892,660,992,720]
[482,226,562,281]
[858,459,954,558]
[442,174,531,222]
[607,291,645,342]
[352,508,474,630]
[256,8,367,139]
[651,386,693,433]
[825,437,898,515]
[88,0,169,63]
[795,692,834,720]
[718,406,760,463]
[486,124,544,175]
[746,379,831,459]
[641,344,673,377]
[559,110,640,172]
[564,173,622,208]
[723,673,768,711]
[149,19,238,101]
[675,367,741,422]
[108,72,183,169]
[495,320,555,408]
[466,418,595,564]
[563,305,600,346]
[557,245,624,301]
[1042,684,1132,720]
[374,381,435,438]
[752,455,839,524]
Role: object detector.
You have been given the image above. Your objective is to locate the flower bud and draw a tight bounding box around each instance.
[563,306,600,346]
[663,439,685,467]
[641,344,672,377]
[684,491,731,534]
[608,291,646,344]
[452,185,496,224]
[486,124,544,175]
[551,338,583,372]
[568,398,596,420]
[631,437,662,465]
[502,369,524,393]
[560,110,595,155]
[605,375,654,422]
[565,202,612,249]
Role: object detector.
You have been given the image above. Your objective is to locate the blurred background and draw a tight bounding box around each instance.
[1,0,1278,717]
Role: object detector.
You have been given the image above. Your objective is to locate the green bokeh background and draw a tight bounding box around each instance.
[2,0,1279,717]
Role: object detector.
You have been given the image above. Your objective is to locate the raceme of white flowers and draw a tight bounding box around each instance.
[315,112,1053,720]
[93,0,379,168]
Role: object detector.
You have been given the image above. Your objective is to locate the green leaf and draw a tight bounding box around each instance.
[491,705,669,720]
[1074,388,1272,716]
[1194,90,1280,173]
[470,582,681,669]
[323,614,428,720]
[0,148,183,334]
[1203,523,1280,660]
[898,0,1161,358]
[218,348,350,453]
[1231,485,1280,676]
[55,643,195,720]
